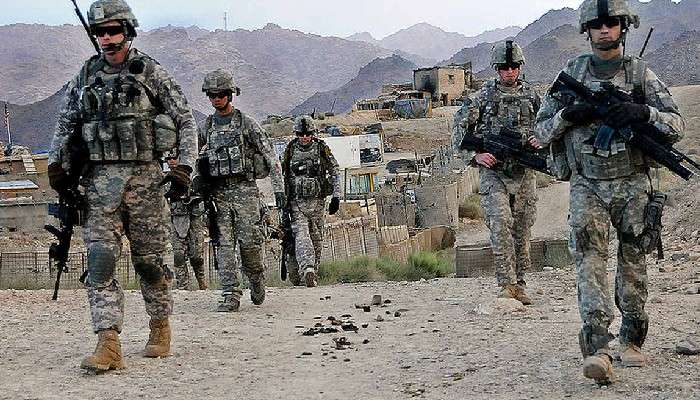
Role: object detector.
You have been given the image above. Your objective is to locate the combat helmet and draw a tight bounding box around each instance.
[293,115,317,135]
[202,69,240,95]
[87,0,139,38]
[579,0,640,34]
[491,40,525,68]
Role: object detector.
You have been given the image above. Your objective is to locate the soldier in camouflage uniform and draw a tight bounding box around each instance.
[281,116,341,287]
[452,41,542,305]
[166,156,207,290]
[47,0,198,373]
[534,0,685,384]
[196,69,285,311]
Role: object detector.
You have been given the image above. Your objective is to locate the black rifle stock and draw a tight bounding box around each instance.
[460,128,551,175]
[45,189,84,300]
[70,0,101,55]
[278,206,296,281]
[202,196,220,271]
[551,72,700,180]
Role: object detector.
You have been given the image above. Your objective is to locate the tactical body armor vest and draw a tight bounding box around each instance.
[480,80,539,175]
[203,110,270,181]
[551,55,648,180]
[79,50,177,163]
[284,139,332,199]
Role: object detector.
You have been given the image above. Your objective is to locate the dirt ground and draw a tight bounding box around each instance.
[1,258,698,400]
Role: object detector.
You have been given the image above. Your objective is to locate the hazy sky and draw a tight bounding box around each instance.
[2,0,588,38]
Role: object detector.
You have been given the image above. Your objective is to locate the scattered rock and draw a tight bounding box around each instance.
[362,339,370,344]
[684,286,699,295]
[333,337,352,350]
[372,294,382,305]
[676,339,700,355]
[383,299,392,304]
[361,323,369,328]
[670,252,690,262]
[341,322,359,332]
[376,315,384,322]
[362,305,371,312]
[301,352,312,356]
[394,311,402,317]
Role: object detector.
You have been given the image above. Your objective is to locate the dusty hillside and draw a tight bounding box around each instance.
[290,55,416,116]
[0,23,393,119]
[647,31,700,86]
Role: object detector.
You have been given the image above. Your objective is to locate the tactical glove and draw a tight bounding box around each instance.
[328,197,340,215]
[160,165,192,200]
[561,103,597,125]
[274,192,286,209]
[604,103,650,129]
[48,162,70,195]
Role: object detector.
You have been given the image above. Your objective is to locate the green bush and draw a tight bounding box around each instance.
[459,194,483,220]
[317,252,453,285]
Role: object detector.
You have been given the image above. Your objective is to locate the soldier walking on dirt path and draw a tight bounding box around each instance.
[196,69,285,312]
[281,116,341,287]
[452,40,542,305]
[534,0,685,385]
[48,0,199,373]
[166,156,208,291]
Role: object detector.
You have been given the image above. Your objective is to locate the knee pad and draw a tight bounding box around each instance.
[87,242,117,287]
[133,253,164,284]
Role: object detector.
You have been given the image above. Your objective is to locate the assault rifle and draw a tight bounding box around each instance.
[551,72,700,180]
[459,128,551,175]
[202,195,220,271]
[71,0,101,55]
[277,206,295,281]
[45,189,85,300]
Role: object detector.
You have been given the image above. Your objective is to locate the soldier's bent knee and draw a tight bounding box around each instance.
[133,253,165,284]
[87,242,117,287]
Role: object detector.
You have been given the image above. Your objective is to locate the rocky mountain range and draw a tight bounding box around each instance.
[290,54,416,116]
[447,0,700,83]
[346,23,521,62]
[646,30,700,86]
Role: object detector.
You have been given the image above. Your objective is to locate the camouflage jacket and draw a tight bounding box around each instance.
[50,48,198,171]
[281,137,341,199]
[534,55,685,181]
[452,79,541,176]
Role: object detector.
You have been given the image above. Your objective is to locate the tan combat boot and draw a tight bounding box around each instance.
[514,284,533,305]
[583,352,614,385]
[620,344,648,367]
[498,284,519,299]
[143,318,171,358]
[196,276,208,290]
[80,329,125,373]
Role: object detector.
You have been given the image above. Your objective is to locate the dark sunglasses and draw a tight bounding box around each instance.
[296,131,314,137]
[497,63,521,71]
[93,25,126,38]
[587,16,621,30]
[207,92,230,99]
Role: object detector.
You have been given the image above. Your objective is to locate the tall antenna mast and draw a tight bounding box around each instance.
[223,12,228,31]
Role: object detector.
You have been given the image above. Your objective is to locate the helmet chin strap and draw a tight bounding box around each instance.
[589,30,626,51]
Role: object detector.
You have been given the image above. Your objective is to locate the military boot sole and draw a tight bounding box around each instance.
[583,356,614,385]
[143,347,170,358]
[80,357,125,373]
[216,299,241,312]
[621,351,648,368]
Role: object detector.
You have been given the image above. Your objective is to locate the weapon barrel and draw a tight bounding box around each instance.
[71,0,101,54]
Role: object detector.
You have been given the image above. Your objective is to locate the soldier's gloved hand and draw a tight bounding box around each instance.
[274,192,286,209]
[160,165,192,200]
[196,157,211,178]
[604,103,650,129]
[561,103,596,125]
[328,197,340,215]
[48,162,70,195]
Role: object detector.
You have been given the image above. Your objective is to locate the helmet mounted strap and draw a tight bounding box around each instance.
[597,0,610,18]
[505,40,514,65]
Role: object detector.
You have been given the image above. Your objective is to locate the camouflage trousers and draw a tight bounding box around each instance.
[479,167,537,287]
[290,197,325,275]
[211,179,265,299]
[171,211,206,290]
[83,163,173,333]
[569,173,650,355]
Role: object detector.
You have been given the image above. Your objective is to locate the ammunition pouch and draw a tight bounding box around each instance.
[207,145,246,178]
[153,114,178,153]
[579,140,642,180]
[295,177,321,199]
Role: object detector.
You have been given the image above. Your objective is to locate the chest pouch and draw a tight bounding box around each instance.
[295,177,321,198]
[580,140,636,180]
[154,114,178,153]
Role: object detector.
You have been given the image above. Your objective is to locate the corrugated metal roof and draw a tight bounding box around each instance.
[0,180,39,190]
